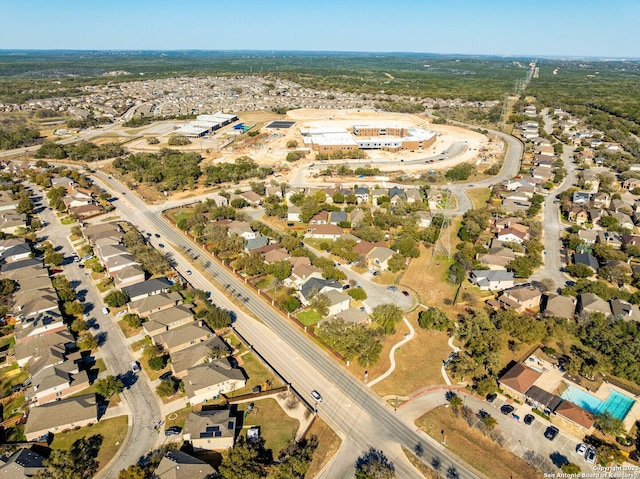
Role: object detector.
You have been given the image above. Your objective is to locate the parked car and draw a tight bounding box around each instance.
[342,284,350,290]
[576,443,588,456]
[386,286,397,291]
[101,307,109,315]
[402,290,410,297]
[544,426,559,441]
[310,390,323,403]
[159,371,173,381]
[500,404,514,415]
[130,361,141,373]
[164,426,181,436]
[585,448,596,464]
[486,393,497,403]
[82,254,94,261]
[523,414,535,425]
[116,310,126,317]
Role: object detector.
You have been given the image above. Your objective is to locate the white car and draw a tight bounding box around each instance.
[576,443,588,456]
[116,310,126,317]
[130,361,141,373]
[585,448,596,464]
[101,307,109,315]
[185,270,192,275]
[310,390,323,403]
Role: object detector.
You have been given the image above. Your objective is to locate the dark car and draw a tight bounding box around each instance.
[523,414,535,425]
[544,426,559,441]
[159,371,173,381]
[486,393,497,403]
[342,284,350,290]
[500,404,514,415]
[164,426,182,436]
[158,243,165,248]
[402,290,410,297]
[155,233,161,238]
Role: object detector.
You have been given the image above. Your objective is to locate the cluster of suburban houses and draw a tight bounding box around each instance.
[83,222,248,413]
[0,190,28,235]
[0,446,218,479]
[0,235,96,442]
[49,175,107,220]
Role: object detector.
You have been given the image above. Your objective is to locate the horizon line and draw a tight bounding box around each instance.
[0,48,637,61]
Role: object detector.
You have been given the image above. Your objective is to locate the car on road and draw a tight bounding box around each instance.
[585,448,596,464]
[310,390,323,403]
[164,426,181,436]
[130,361,141,373]
[523,414,535,425]
[158,243,165,248]
[121,191,126,195]
[101,307,109,315]
[147,232,152,237]
[185,270,192,275]
[159,371,173,381]
[402,290,410,297]
[486,393,497,403]
[544,426,559,441]
[576,443,588,456]
[386,286,397,291]
[155,233,161,238]
[500,404,514,415]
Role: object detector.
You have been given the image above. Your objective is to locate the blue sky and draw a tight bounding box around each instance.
[1,0,638,57]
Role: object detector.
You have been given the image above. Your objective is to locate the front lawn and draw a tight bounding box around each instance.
[233,352,283,396]
[50,416,128,473]
[237,398,299,457]
[296,309,322,326]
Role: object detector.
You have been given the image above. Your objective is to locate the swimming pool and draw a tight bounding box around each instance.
[561,384,635,421]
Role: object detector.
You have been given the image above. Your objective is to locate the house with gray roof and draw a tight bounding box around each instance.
[183,408,236,451]
[122,277,171,302]
[469,270,515,291]
[183,358,246,405]
[245,236,269,252]
[578,293,611,318]
[610,299,640,322]
[0,447,46,478]
[324,290,351,316]
[114,264,146,289]
[329,211,348,225]
[573,252,599,273]
[366,246,396,271]
[298,277,342,305]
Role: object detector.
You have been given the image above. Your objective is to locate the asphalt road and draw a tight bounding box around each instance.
[30,184,162,479]
[531,144,577,290]
[93,172,481,478]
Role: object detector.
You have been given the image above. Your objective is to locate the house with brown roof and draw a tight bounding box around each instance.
[144,305,194,337]
[567,207,588,226]
[24,394,98,441]
[128,292,182,317]
[306,224,342,240]
[153,450,216,479]
[498,363,542,402]
[543,294,576,319]
[154,321,212,354]
[69,204,103,220]
[183,408,237,450]
[496,227,529,244]
[496,285,542,313]
[170,336,230,379]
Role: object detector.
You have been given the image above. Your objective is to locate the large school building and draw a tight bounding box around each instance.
[301,124,436,153]
[173,112,239,138]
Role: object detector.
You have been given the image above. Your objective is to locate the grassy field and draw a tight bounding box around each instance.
[296,309,322,326]
[237,398,299,457]
[371,309,450,397]
[233,352,283,397]
[416,406,541,479]
[466,187,492,209]
[50,416,128,473]
[304,417,342,479]
[117,318,143,338]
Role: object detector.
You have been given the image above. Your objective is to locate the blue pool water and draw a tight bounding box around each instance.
[561,384,635,420]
